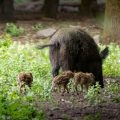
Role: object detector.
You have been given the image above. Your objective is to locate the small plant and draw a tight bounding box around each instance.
[0,34,12,47]
[105,80,120,95]
[0,43,50,119]
[85,82,104,105]
[102,43,120,77]
[0,93,46,120]
[85,80,120,105]
[32,23,45,31]
[104,80,120,103]
[5,23,24,37]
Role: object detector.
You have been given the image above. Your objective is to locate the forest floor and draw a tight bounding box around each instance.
[0,18,120,120]
[0,15,102,44]
[39,78,120,120]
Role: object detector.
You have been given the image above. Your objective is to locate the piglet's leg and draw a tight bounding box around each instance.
[81,84,84,92]
[74,84,79,95]
[61,85,66,96]
[58,85,61,93]
[49,46,60,77]
[64,84,69,93]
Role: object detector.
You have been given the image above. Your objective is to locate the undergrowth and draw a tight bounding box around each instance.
[5,23,24,37]
[0,35,51,119]
[102,43,120,77]
[0,34,120,119]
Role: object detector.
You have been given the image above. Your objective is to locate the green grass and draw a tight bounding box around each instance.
[102,43,120,77]
[0,35,120,119]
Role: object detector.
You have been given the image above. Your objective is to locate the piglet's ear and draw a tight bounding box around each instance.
[29,73,32,77]
[91,73,95,79]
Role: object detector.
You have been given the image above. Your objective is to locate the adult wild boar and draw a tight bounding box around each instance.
[37,28,109,87]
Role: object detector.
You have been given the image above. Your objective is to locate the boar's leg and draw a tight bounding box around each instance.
[49,46,60,77]
[59,45,71,72]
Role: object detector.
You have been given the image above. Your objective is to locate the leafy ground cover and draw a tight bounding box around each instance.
[0,35,51,119]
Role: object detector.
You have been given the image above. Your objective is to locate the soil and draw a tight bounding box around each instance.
[0,18,102,44]
[45,102,120,120]
[39,78,120,120]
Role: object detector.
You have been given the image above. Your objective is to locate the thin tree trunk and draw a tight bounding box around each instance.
[80,0,98,17]
[42,0,59,19]
[0,0,14,21]
[103,0,120,44]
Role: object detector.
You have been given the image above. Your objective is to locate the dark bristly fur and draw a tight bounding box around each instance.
[37,28,109,88]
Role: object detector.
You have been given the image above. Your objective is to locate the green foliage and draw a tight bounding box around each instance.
[0,34,12,47]
[0,39,119,118]
[85,83,103,105]
[85,80,120,105]
[0,94,46,120]
[0,40,51,119]
[102,43,120,77]
[32,23,46,31]
[105,80,120,95]
[5,23,24,37]
[105,80,120,103]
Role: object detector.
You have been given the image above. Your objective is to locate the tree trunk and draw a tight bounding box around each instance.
[80,0,98,17]
[103,0,120,44]
[42,0,59,19]
[0,0,14,21]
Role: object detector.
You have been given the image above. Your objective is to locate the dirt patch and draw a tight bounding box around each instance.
[0,19,101,44]
[39,78,120,120]
[45,103,120,120]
